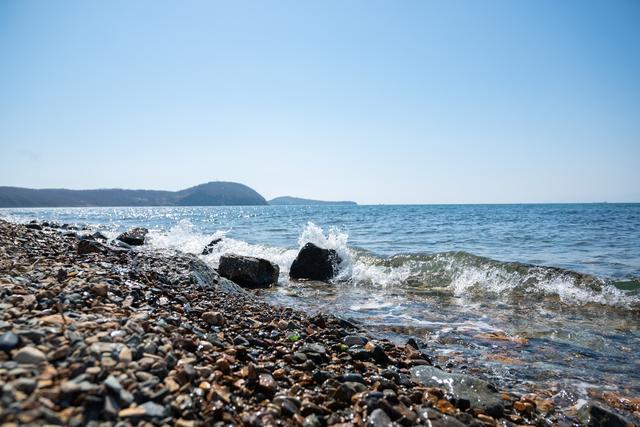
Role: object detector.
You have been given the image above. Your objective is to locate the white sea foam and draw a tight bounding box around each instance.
[144,220,637,309]
[447,258,638,308]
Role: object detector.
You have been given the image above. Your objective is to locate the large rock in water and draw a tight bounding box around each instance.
[410,365,504,417]
[218,254,279,288]
[116,227,148,246]
[289,243,341,281]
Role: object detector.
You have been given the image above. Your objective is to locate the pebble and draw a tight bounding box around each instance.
[367,408,392,427]
[0,331,19,352]
[258,373,278,395]
[13,346,46,364]
[344,335,368,346]
[91,283,108,297]
[202,311,225,325]
[118,346,132,363]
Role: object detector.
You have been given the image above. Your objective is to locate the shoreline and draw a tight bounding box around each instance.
[0,219,632,426]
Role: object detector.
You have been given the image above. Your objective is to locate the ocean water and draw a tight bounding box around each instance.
[3,204,640,415]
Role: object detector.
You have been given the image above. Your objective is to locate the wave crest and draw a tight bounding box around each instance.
[145,220,639,310]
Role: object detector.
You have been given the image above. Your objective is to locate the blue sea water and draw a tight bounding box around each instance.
[2,203,640,414]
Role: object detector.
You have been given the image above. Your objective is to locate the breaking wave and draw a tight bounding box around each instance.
[146,220,640,310]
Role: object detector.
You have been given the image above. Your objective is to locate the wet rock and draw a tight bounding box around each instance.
[116,227,148,246]
[300,342,326,355]
[367,408,392,427]
[302,414,322,427]
[25,223,42,230]
[218,254,279,288]
[406,338,420,349]
[14,346,46,364]
[301,402,330,416]
[372,345,391,365]
[344,335,368,346]
[112,239,132,250]
[410,365,504,417]
[312,370,334,384]
[202,238,222,255]
[0,331,19,352]
[92,231,108,240]
[362,391,385,411]
[341,373,365,384]
[334,382,357,403]
[579,403,633,427]
[417,407,466,427]
[77,239,105,255]
[274,396,300,416]
[258,373,277,395]
[289,242,341,281]
[349,346,372,361]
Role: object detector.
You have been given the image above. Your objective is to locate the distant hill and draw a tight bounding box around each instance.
[269,196,357,206]
[0,182,268,207]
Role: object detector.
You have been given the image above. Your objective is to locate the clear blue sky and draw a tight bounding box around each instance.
[1,1,638,204]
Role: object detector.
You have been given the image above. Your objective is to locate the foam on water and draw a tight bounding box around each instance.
[143,220,639,309]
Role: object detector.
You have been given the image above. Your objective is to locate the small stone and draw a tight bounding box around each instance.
[300,343,326,355]
[349,346,372,361]
[258,373,277,395]
[367,408,392,427]
[104,375,134,405]
[104,394,120,418]
[139,401,168,418]
[341,373,365,384]
[13,378,37,393]
[334,383,356,403]
[302,414,322,427]
[92,283,108,297]
[372,345,391,365]
[119,346,132,364]
[14,346,46,364]
[277,397,300,416]
[202,311,225,326]
[344,335,368,346]
[118,407,146,418]
[0,331,19,352]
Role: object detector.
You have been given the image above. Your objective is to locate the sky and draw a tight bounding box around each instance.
[0,1,639,204]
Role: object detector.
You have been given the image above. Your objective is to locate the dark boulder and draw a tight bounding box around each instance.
[289,243,341,281]
[116,227,148,246]
[25,223,42,230]
[218,254,279,288]
[202,238,222,255]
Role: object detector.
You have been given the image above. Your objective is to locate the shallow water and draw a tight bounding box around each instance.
[3,204,640,413]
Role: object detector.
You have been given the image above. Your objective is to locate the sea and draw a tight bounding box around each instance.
[2,203,639,414]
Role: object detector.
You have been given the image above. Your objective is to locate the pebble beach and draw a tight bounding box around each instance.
[0,219,636,426]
